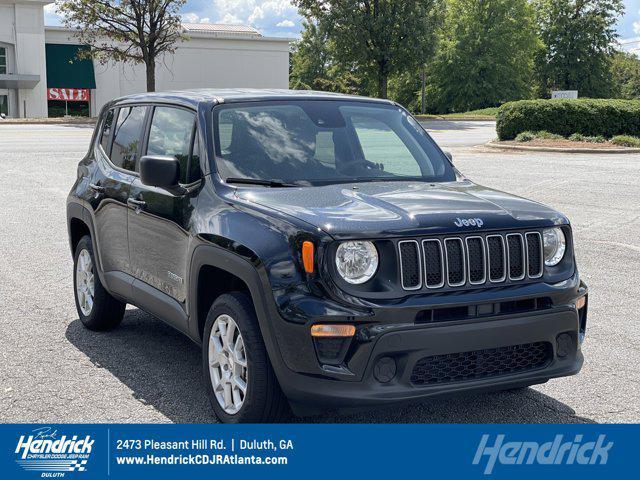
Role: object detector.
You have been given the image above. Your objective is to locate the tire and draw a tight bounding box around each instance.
[202,292,289,423]
[73,235,125,331]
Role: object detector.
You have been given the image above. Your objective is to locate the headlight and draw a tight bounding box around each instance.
[335,241,379,284]
[543,227,566,266]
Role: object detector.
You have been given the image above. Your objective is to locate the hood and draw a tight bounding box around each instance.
[233,180,567,239]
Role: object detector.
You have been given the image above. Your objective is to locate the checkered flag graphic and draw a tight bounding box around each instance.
[69,460,88,472]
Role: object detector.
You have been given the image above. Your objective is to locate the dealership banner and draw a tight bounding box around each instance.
[0,423,634,479]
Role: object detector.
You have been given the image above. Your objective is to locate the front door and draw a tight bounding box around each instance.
[127,105,202,304]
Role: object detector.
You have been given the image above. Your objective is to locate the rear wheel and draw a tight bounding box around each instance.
[73,235,125,330]
[202,292,289,423]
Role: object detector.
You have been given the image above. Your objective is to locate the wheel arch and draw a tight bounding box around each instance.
[188,244,287,377]
[66,201,106,283]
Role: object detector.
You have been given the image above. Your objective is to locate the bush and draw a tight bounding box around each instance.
[611,135,640,147]
[515,131,536,142]
[568,133,584,142]
[568,133,606,143]
[496,99,640,140]
[535,130,564,140]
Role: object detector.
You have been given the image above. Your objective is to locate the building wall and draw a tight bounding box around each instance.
[0,1,48,117]
[45,28,290,116]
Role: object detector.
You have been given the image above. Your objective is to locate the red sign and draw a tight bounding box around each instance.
[47,88,90,102]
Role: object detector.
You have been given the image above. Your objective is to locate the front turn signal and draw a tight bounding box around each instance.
[311,324,356,338]
[302,241,314,274]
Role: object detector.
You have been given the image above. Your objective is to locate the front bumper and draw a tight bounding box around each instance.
[258,274,587,409]
[276,307,583,408]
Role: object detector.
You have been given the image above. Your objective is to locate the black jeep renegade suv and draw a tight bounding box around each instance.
[67,89,588,422]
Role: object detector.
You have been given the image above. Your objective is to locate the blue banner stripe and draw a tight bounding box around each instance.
[1,424,634,479]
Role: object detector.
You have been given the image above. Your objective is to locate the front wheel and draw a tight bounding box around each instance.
[202,292,289,423]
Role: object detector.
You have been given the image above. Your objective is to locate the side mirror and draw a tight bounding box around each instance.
[139,155,180,189]
[444,151,453,162]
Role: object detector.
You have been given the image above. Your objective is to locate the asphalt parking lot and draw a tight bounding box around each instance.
[1,121,638,423]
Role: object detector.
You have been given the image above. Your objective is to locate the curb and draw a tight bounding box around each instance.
[485,141,640,154]
[0,118,97,125]
[416,116,496,122]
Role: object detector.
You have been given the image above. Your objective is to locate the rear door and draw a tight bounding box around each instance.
[89,105,148,278]
[127,105,202,303]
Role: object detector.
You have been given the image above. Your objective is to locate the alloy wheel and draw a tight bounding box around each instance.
[76,249,95,316]
[208,314,248,414]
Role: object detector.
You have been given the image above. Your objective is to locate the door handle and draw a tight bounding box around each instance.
[127,198,146,209]
[89,183,105,193]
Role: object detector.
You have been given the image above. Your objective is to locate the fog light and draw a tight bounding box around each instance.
[311,324,355,337]
[556,333,574,358]
[373,357,397,383]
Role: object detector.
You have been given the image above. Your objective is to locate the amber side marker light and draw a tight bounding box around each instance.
[576,296,587,310]
[311,324,356,338]
[302,241,314,273]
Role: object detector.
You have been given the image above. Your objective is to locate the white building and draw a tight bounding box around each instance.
[0,0,291,118]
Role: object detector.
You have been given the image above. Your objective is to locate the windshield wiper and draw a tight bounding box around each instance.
[225,177,297,188]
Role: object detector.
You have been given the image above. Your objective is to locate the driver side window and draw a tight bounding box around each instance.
[146,106,197,184]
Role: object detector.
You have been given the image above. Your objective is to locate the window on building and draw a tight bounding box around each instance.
[0,95,7,116]
[146,107,197,183]
[111,106,147,171]
[0,47,6,75]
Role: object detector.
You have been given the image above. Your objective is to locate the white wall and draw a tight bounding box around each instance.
[0,1,49,117]
[45,28,290,116]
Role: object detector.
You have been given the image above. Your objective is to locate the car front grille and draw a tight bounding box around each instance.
[398,231,544,291]
[410,341,553,386]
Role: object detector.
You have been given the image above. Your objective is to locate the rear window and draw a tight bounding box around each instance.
[99,109,115,154]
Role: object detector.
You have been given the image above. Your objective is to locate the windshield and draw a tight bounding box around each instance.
[212,100,455,186]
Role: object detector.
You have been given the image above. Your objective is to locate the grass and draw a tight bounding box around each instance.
[568,133,606,143]
[511,131,640,148]
[415,107,499,121]
[611,135,640,147]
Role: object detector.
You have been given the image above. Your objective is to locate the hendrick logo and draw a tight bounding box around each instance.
[14,427,94,476]
[473,434,613,475]
[454,217,484,228]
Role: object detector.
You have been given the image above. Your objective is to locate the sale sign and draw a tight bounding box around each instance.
[47,88,90,102]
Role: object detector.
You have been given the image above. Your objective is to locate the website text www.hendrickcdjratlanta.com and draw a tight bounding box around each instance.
[116,454,288,466]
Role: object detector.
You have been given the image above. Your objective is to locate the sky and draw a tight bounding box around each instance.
[44,0,640,45]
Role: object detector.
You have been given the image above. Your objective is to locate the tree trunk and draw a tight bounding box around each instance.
[421,68,426,114]
[377,72,388,99]
[145,56,156,92]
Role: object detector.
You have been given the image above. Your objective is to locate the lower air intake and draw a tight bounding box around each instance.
[410,342,552,386]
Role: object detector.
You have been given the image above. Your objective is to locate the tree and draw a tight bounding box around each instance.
[290,20,330,90]
[290,20,367,95]
[294,0,441,99]
[533,0,624,98]
[425,0,540,113]
[610,51,640,99]
[56,0,186,92]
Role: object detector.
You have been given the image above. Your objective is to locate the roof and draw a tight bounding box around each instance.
[45,24,291,43]
[112,89,396,108]
[182,23,262,39]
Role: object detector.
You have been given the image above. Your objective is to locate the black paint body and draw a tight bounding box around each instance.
[67,90,587,411]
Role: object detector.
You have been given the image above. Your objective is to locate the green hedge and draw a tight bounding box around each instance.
[496,99,640,140]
